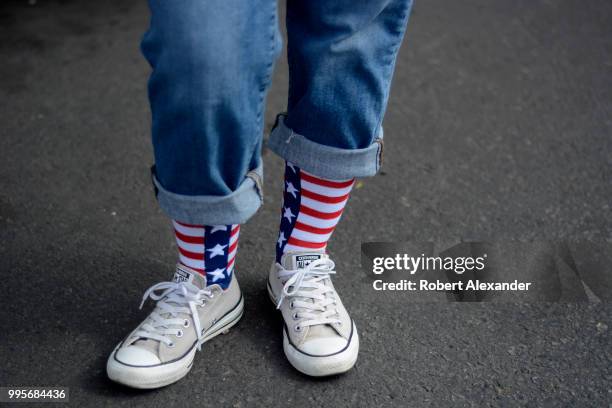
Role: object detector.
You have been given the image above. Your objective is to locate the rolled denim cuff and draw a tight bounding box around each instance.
[151,165,263,225]
[267,114,384,180]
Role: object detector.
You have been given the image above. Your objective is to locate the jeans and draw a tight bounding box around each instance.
[142,0,413,225]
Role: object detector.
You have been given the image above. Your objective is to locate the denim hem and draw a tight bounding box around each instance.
[151,165,263,225]
[267,114,383,180]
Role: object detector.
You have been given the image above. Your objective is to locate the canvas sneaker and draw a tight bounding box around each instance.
[107,263,243,389]
[267,251,359,376]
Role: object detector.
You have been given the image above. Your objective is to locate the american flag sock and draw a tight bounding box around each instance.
[276,161,355,262]
[172,220,240,290]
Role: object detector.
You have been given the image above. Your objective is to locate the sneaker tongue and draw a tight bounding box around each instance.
[131,265,205,351]
[280,252,340,339]
[172,263,206,289]
[281,251,328,270]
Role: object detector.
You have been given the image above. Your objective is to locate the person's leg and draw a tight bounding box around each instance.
[107,0,281,389]
[146,0,281,212]
[145,0,281,285]
[267,0,413,377]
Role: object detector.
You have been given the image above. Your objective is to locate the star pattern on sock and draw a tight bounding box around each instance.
[208,268,226,282]
[277,231,286,247]
[283,207,295,223]
[286,181,299,198]
[287,162,297,173]
[206,243,227,258]
[175,222,240,290]
[210,225,227,234]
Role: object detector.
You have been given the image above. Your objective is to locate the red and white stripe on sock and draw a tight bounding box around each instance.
[276,161,354,261]
[173,220,239,289]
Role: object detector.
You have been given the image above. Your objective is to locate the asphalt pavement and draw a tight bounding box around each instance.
[0,0,611,406]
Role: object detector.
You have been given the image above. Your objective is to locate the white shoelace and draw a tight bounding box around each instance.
[134,281,214,351]
[276,258,342,329]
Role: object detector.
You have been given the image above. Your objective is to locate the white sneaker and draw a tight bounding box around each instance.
[107,264,243,389]
[267,251,359,376]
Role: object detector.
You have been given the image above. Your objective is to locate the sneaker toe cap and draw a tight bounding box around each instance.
[299,337,348,356]
[115,346,161,366]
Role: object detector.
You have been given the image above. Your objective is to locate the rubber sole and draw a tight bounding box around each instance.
[267,280,359,377]
[107,295,244,389]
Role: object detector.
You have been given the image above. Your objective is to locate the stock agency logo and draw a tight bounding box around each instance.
[372,253,487,275]
[361,241,611,302]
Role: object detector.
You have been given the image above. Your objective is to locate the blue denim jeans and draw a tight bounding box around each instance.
[142,0,413,225]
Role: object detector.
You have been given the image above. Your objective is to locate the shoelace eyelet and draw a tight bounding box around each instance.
[289,301,295,309]
[292,312,299,320]
[183,319,190,328]
[176,330,183,338]
[168,341,175,348]
[294,325,302,332]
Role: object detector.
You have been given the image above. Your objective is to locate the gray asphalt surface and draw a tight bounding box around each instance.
[1,0,611,406]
